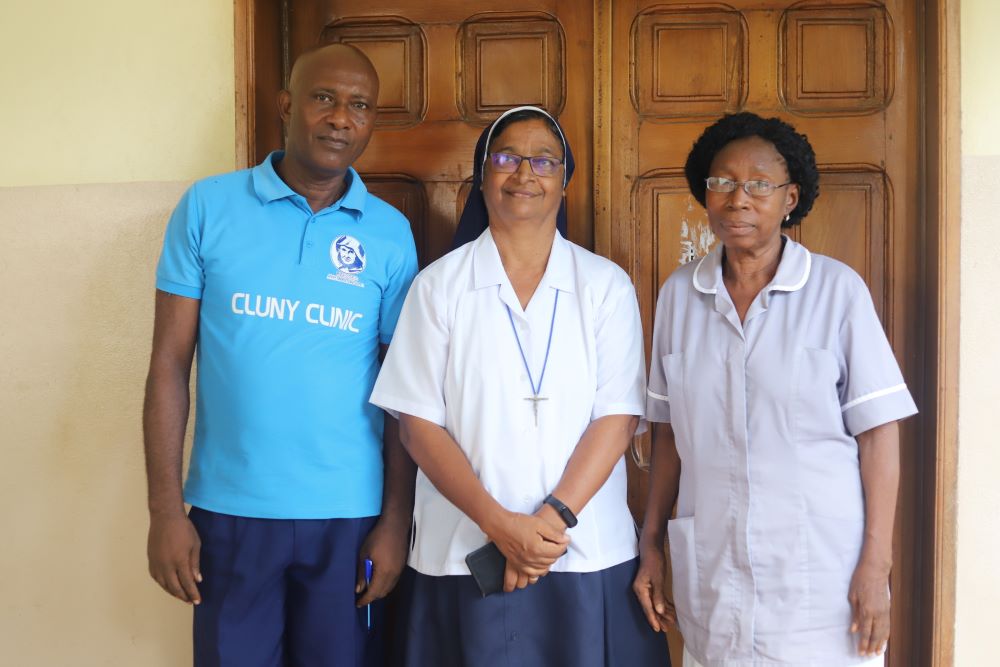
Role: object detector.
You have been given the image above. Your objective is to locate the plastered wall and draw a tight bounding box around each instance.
[955,0,1000,664]
[0,1,235,186]
[1,182,193,664]
[0,1,233,664]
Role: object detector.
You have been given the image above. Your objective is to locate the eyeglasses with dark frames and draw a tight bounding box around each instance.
[705,176,792,197]
[488,152,564,178]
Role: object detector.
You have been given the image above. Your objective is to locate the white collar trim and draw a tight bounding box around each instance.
[690,235,812,295]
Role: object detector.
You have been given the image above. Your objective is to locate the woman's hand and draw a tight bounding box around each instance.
[503,560,544,592]
[498,504,574,592]
[633,539,676,632]
[633,423,681,633]
[486,510,569,591]
[848,558,891,657]
[851,421,899,657]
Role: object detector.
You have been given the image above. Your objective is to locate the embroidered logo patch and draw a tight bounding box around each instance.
[327,235,366,287]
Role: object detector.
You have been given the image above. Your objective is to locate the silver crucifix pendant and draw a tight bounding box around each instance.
[524,394,548,426]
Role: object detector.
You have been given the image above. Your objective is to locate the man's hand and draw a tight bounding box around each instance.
[849,559,891,657]
[633,540,676,632]
[355,515,410,606]
[143,291,200,604]
[147,513,202,604]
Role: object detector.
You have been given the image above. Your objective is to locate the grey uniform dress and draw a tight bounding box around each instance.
[647,238,917,667]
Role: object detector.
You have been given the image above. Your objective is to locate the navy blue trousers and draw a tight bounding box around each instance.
[190,507,383,667]
[392,558,671,667]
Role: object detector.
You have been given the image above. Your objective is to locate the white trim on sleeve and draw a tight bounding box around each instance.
[841,383,907,412]
[646,389,670,402]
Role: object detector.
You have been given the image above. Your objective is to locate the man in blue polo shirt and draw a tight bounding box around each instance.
[143,43,418,666]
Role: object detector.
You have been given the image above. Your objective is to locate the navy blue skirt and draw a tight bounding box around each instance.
[390,558,670,667]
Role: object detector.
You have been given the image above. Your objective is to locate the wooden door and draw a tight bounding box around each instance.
[252,1,926,665]
[608,1,923,664]
[268,1,596,266]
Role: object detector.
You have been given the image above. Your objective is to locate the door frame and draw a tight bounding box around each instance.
[231,1,960,663]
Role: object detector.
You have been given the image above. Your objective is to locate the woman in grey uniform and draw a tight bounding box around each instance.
[634,112,917,667]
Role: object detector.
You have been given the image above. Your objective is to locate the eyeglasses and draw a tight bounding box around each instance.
[705,177,792,197]
[488,152,564,177]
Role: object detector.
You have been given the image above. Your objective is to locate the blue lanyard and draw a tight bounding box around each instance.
[505,289,560,400]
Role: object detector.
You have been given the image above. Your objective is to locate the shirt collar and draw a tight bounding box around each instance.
[472,228,576,294]
[251,151,368,217]
[692,234,812,296]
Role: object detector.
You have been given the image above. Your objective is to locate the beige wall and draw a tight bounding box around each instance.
[0,1,233,664]
[0,1,235,186]
[1,182,193,664]
[0,0,995,664]
[956,0,1000,664]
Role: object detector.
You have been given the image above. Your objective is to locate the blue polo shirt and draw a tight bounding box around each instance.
[156,152,418,519]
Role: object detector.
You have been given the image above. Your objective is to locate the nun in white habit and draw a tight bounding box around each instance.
[370,106,670,667]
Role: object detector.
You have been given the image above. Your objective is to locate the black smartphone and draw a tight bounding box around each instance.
[464,542,506,597]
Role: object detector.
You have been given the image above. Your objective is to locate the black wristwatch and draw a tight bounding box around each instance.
[543,494,578,528]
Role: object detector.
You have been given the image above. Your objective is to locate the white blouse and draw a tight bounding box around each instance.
[371,228,646,576]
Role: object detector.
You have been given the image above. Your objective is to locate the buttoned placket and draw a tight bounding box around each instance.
[713,284,778,660]
[287,197,322,265]
[293,199,358,266]
[255,155,364,267]
[300,211,320,265]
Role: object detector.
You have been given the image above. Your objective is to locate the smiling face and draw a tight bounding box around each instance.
[278,45,379,180]
[705,135,799,255]
[481,118,565,231]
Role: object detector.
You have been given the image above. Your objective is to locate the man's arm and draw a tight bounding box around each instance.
[143,290,202,604]
[355,344,418,606]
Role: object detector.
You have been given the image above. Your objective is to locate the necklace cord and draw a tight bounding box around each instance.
[505,289,560,396]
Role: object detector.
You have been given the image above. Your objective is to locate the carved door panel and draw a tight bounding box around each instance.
[610,1,922,664]
[281,1,595,266]
[256,2,924,665]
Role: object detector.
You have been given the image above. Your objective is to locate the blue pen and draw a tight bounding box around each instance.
[364,558,373,630]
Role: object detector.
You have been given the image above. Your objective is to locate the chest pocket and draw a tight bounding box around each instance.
[661,350,733,464]
[792,346,845,443]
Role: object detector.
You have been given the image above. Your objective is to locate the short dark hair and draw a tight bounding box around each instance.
[684,112,819,227]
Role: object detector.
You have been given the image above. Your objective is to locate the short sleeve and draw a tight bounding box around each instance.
[838,286,918,435]
[591,271,646,422]
[378,227,419,345]
[370,273,449,426]
[155,185,204,299]
[645,282,673,423]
